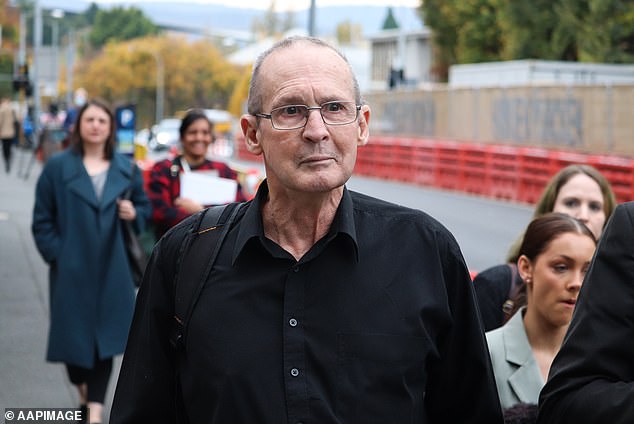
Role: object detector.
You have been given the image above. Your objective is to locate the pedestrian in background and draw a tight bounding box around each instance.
[111,35,503,423]
[147,108,245,239]
[486,213,596,411]
[473,164,616,331]
[22,107,34,149]
[0,97,17,173]
[63,87,87,136]
[538,202,634,423]
[31,98,151,424]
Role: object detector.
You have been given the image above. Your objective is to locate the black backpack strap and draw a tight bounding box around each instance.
[169,201,242,349]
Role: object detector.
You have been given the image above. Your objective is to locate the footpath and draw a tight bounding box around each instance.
[0,148,119,422]
[0,149,263,422]
[0,146,528,422]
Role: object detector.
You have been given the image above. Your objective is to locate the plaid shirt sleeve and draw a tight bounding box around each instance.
[147,159,190,236]
[147,158,246,237]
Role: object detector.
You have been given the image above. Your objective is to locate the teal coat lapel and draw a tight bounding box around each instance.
[61,151,132,210]
[63,152,99,209]
[101,154,132,209]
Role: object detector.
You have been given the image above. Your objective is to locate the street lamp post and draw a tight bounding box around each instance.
[32,0,42,136]
[65,29,75,107]
[151,51,164,124]
[50,9,64,99]
[308,0,316,36]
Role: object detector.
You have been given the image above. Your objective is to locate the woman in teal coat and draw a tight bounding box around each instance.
[32,98,151,424]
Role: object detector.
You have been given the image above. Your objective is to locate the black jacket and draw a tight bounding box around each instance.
[538,202,634,423]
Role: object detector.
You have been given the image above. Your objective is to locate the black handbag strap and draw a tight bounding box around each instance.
[169,201,243,350]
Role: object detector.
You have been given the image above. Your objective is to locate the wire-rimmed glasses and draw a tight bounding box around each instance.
[255,100,361,130]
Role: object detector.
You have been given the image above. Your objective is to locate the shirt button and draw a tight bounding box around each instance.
[292,265,300,273]
[289,318,298,327]
[290,368,299,377]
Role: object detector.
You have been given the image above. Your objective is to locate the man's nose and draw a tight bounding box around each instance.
[305,107,324,124]
[302,108,328,140]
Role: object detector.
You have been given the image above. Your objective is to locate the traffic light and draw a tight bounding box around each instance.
[13,63,32,96]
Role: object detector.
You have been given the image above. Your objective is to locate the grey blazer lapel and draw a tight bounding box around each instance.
[504,311,545,404]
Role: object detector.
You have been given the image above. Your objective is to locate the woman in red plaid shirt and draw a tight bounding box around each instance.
[147,109,246,238]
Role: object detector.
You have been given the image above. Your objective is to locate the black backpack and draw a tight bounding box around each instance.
[168,201,243,350]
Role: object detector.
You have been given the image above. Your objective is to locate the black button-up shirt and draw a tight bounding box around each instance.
[111,182,503,424]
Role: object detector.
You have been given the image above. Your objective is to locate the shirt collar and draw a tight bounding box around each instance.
[232,180,359,264]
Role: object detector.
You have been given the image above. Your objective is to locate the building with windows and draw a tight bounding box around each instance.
[449,60,634,87]
[368,28,434,91]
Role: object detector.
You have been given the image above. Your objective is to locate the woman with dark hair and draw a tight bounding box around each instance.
[474,164,616,332]
[148,109,245,238]
[485,213,596,411]
[538,203,634,423]
[32,98,151,424]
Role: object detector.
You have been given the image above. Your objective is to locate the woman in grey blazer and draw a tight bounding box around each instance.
[486,213,596,410]
[538,202,634,423]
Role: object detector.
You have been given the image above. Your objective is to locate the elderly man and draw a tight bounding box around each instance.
[111,36,503,424]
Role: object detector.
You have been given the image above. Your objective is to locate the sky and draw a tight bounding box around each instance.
[86,0,421,12]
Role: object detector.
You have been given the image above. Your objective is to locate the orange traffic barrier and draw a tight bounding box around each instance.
[235,132,634,204]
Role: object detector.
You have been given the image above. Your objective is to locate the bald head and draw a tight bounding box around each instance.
[246,36,361,115]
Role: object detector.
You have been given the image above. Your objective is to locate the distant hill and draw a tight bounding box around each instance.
[38,1,423,38]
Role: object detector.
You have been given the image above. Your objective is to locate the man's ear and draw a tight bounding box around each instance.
[241,115,263,155]
[357,105,371,147]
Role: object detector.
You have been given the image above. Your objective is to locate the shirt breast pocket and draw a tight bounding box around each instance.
[336,333,428,424]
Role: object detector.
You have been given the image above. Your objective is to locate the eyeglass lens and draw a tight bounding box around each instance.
[271,101,358,129]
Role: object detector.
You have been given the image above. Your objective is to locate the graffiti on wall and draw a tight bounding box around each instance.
[493,97,583,147]
[377,99,435,136]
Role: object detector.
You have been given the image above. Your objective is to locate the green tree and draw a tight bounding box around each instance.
[420,0,502,79]
[382,7,399,30]
[89,6,159,48]
[84,2,99,25]
[550,0,587,60]
[0,53,13,98]
[420,0,459,80]
[497,0,562,60]
[577,0,634,62]
[455,0,503,63]
[420,0,634,80]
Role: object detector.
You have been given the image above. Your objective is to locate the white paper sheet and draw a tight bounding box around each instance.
[180,171,238,205]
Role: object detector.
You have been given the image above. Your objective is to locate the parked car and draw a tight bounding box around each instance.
[148,118,181,151]
[203,109,236,158]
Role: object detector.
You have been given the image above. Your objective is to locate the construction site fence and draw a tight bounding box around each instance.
[234,135,634,205]
[365,84,634,157]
